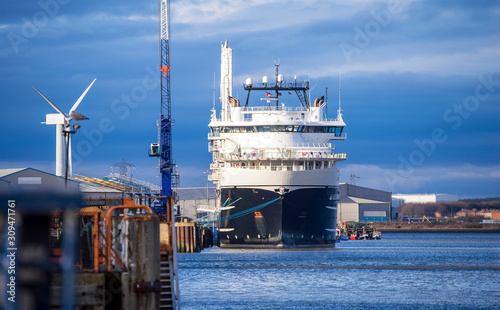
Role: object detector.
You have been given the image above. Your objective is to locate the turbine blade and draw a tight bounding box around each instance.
[70,78,96,113]
[33,86,68,117]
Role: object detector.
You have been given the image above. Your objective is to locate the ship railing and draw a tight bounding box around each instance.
[213,151,347,161]
[244,80,309,89]
[209,114,346,125]
[211,142,334,154]
[285,142,333,149]
[334,153,347,160]
[323,118,345,123]
[242,106,308,112]
[217,158,346,171]
[208,132,223,139]
[237,142,334,150]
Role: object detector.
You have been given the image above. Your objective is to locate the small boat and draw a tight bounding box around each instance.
[359,233,370,240]
[340,233,349,241]
[372,231,382,240]
[349,234,358,240]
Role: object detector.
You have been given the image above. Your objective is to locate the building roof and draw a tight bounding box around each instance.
[0,167,118,193]
[0,167,79,184]
[0,168,27,178]
[339,196,357,203]
[349,196,388,204]
[393,193,458,199]
[339,196,389,204]
[393,193,452,197]
[77,181,123,193]
[176,187,216,200]
[339,183,392,202]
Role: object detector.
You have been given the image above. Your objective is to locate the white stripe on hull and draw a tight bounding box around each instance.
[220,165,338,188]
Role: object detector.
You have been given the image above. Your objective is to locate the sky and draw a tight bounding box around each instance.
[1,0,499,198]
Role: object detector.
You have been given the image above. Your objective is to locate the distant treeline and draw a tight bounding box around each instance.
[460,197,500,203]
[397,199,500,218]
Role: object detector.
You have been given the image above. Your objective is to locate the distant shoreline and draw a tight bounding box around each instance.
[372,223,500,233]
[377,229,500,233]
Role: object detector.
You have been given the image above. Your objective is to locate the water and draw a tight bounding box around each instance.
[177,233,500,309]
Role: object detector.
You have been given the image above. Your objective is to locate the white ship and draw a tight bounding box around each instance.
[208,40,347,248]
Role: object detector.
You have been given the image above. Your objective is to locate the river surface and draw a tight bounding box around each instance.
[177,233,500,309]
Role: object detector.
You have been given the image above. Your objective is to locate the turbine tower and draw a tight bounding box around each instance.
[34,78,96,177]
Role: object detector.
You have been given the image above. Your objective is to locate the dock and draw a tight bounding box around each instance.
[0,191,181,309]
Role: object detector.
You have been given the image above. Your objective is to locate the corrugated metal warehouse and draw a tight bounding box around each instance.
[0,168,123,203]
[176,187,217,220]
[338,183,392,222]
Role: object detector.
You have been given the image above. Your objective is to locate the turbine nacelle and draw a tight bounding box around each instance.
[34,77,96,126]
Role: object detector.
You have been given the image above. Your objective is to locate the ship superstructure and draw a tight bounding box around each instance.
[208,40,347,247]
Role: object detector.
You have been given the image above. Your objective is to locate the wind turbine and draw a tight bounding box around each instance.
[34,78,96,177]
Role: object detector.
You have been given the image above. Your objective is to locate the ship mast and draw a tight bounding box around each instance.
[220,39,232,121]
[274,61,280,108]
[338,72,343,121]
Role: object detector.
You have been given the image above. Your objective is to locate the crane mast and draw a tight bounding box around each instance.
[151,1,181,308]
[160,0,172,200]
[150,0,178,212]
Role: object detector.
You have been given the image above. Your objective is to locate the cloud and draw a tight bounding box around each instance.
[170,0,389,39]
[1,0,499,199]
[313,47,500,78]
[341,163,500,197]
[163,0,500,81]
[90,12,156,22]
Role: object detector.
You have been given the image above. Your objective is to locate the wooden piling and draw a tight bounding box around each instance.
[175,221,202,253]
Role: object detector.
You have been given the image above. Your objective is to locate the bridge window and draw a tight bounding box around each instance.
[211,127,220,136]
[217,125,344,134]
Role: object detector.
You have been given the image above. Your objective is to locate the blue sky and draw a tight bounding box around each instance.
[1,0,499,198]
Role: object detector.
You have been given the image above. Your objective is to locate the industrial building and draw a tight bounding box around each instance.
[0,168,124,203]
[176,187,217,221]
[392,193,459,208]
[0,168,80,190]
[337,183,392,222]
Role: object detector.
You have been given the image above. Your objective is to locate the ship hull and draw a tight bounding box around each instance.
[219,187,338,248]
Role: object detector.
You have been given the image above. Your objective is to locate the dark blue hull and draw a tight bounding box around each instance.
[219,187,338,248]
